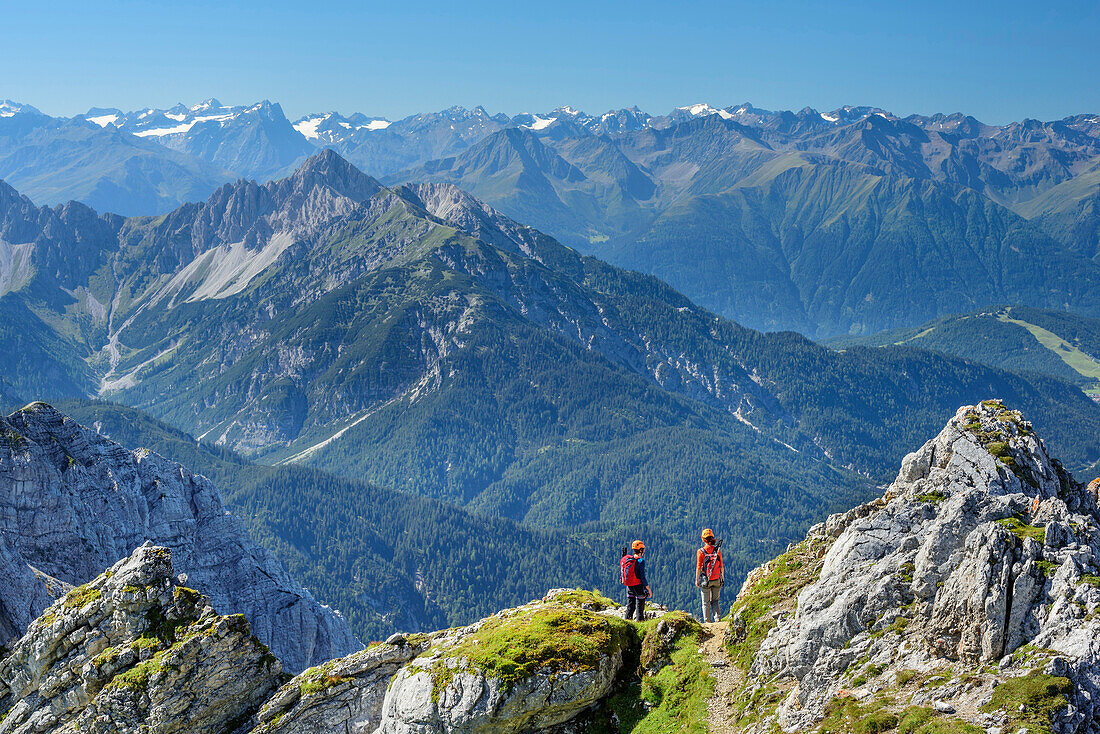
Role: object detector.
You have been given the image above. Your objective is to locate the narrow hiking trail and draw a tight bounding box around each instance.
[701,621,742,734]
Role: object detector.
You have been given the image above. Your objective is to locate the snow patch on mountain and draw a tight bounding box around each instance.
[0,101,40,118]
[86,113,119,127]
[524,114,556,130]
[294,115,328,140]
[678,103,735,120]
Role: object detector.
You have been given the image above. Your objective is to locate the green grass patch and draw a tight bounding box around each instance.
[999,316,1100,384]
[108,655,166,690]
[299,659,351,696]
[418,603,634,693]
[604,625,712,734]
[819,697,897,734]
[916,491,946,504]
[131,637,163,653]
[982,674,1072,734]
[895,669,921,686]
[545,588,618,611]
[1036,560,1059,577]
[997,517,1046,544]
[639,611,701,671]
[899,706,983,734]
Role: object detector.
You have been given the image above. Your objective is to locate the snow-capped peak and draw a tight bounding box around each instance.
[554,106,581,116]
[677,103,735,120]
[0,100,46,118]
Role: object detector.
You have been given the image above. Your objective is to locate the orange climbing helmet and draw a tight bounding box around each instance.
[701,528,715,542]
[631,539,645,551]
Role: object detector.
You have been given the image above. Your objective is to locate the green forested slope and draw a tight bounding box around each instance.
[55,400,709,640]
[832,306,1100,397]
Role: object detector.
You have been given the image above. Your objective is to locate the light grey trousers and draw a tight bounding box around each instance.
[700,579,722,622]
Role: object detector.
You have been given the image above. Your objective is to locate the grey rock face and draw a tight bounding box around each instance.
[255,639,429,734]
[0,402,361,672]
[0,544,281,734]
[375,605,627,734]
[0,531,54,644]
[253,590,635,734]
[735,401,1100,731]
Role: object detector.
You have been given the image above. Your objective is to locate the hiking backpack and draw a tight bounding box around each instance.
[620,554,641,586]
[698,547,720,585]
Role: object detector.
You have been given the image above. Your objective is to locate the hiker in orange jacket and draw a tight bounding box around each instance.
[696,528,723,622]
[621,540,651,621]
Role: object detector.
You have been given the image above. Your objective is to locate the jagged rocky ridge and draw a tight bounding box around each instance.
[0,401,361,672]
[727,400,1100,732]
[0,544,282,734]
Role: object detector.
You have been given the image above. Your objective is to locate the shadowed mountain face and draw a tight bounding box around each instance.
[0,402,361,671]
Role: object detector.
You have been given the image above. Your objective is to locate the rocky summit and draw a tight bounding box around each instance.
[0,544,281,734]
[727,400,1100,732]
[0,402,361,672]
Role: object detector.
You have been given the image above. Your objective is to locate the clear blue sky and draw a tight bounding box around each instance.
[3,0,1097,123]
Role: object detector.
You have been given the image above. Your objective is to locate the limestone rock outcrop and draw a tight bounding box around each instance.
[0,544,281,734]
[728,400,1100,732]
[252,589,637,734]
[0,402,361,672]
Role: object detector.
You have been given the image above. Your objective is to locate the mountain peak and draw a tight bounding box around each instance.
[290,148,381,199]
[191,97,223,112]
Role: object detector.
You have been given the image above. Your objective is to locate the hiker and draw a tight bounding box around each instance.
[696,528,723,622]
[620,539,651,621]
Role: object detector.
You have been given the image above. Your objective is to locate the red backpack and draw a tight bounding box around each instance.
[620,554,641,586]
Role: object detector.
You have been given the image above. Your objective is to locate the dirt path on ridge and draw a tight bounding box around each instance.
[701,621,742,734]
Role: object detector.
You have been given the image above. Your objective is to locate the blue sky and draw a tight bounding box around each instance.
[3,0,1097,123]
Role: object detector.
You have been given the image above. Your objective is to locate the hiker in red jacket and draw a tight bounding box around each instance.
[620,540,650,621]
[696,529,723,622]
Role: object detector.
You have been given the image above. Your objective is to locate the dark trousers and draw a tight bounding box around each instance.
[624,585,646,621]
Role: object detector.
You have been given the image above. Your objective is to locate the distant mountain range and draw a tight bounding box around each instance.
[3,98,1099,336]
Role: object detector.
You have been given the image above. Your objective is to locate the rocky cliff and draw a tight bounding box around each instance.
[0,402,361,672]
[0,544,281,734]
[727,400,1100,733]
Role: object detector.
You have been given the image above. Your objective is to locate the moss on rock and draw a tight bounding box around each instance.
[418,601,634,693]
